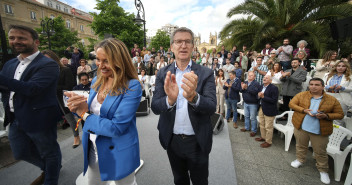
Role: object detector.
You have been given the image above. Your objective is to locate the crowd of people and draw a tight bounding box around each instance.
[1,24,352,185]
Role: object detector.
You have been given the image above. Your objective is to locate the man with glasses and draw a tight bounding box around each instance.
[151,27,216,185]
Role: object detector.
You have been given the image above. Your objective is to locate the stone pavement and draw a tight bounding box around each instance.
[228,119,347,185]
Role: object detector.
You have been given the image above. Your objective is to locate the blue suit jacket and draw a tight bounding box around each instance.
[223,78,241,100]
[0,53,60,132]
[82,78,142,181]
[259,83,279,116]
[151,61,216,154]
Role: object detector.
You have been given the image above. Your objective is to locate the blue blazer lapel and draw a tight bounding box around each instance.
[7,59,20,77]
[20,53,43,81]
[100,94,118,118]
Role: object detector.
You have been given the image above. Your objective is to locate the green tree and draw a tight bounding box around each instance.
[149,30,170,51]
[219,0,352,57]
[36,16,80,57]
[90,0,144,51]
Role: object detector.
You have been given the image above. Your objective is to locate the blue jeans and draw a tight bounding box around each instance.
[225,98,238,123]
[280,61,291,71]
[244,103,258,133]
[9,120,62,185]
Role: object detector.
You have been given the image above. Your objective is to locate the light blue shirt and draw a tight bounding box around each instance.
[166,60,200,135]
[301,96,323,134]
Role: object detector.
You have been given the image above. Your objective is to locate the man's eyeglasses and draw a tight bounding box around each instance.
[173,39,193,46]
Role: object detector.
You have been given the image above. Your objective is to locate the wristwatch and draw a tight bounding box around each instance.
[190,93,199,104]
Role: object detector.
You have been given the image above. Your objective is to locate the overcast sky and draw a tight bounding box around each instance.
[64,0,244,42]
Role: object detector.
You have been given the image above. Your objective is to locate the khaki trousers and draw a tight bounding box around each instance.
[258,108,275,144]
[294,128,329,172]
[216,93,225,114]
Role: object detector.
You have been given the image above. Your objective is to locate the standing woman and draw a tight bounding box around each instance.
[323,60,352,116]
[266,62,283,95]
[314,50,338,79]
[138,69,149,97]
[41,50,80,148]
[216,69,226,116]
[295,50,311,72]
[65,38,142,185]
[77,59,92,75]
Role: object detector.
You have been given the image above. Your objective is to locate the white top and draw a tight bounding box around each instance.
[149,75,156,91]
[10,51,40,112]
[89,94,102,144]
[266,70,282,84]
[157,62,166,70]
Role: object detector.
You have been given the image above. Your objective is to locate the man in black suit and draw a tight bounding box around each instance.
[0,25,61,185]
[256,75,279,148]
[151,27,216,185]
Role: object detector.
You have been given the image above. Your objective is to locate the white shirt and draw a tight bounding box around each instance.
[266,71,282,84]
[89,94,102,144]
[9,51,40,112]
[149,75,156,91]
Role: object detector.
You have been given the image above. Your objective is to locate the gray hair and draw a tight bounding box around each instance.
[264,74,272,81]
[170,27,195,45]
[297,40,308,48]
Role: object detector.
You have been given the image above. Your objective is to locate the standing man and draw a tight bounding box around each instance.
[0,25,61,185]
[144,49,152,66]
[256,75,279,148]
[158,46,166,57]
[223,71,241,128]
[280,58,307,117]
[249,57,268,85]
[64,46,84,77]
[151,27,216,185]
[261,43,274,63]
[141,46,148,58]
[236,51,248,72]
[240,71,261,137]
[289,78,344,184]
[276,38,293,71]
[222,58,235,80]
[134,56,145,75]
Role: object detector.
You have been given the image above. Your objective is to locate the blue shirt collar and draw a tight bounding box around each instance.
[175,59,192,70]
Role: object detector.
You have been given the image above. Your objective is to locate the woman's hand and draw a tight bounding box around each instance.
[64,91,89,116]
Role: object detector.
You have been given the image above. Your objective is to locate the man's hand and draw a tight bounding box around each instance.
[182,71,198,102]
[316,112,328,119]
[258,92,264,98]
[304,109,314,117]
[329,84,337,90]
[164,71,178,106]
[241,82,247,89]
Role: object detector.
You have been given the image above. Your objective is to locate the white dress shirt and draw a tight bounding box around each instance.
[9,51,40,112]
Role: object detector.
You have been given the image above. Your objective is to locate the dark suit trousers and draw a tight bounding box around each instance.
[167,134,209,185]
[282,96,294,112]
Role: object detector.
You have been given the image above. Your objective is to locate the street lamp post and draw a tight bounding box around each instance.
[134,0,146,47]
[40,19,55,50]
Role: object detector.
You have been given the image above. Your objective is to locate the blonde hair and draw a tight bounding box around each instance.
[92,38,138,95]
[327,60,351,82]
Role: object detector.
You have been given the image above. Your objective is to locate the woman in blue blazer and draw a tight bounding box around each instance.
[65,38,142,184]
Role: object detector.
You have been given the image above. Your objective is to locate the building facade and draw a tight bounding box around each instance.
[1,0,97,46]
[194,32,217,54]
[161,24,179,36]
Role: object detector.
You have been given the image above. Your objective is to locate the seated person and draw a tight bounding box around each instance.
[73,73,91,91]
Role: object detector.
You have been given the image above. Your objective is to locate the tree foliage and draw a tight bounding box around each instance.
[90,0,144,50]
[219,0,352,58]
[149,30,170,50]
[36,16,80,57]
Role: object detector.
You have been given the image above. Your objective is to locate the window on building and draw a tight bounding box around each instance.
[30,11,36,20]
[47,1,53,7]
[4,4,13,14]
[64,7,68,13]
[66,20,71,28]
[56,4,60,10]
[80,25,84,32]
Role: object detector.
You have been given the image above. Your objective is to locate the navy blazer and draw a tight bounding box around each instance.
[223,78,241,100]
[82,78,142,181]
[151,61,216,154]
[0,53,60,132]
[240,80,261,104]
[259,84,279,116]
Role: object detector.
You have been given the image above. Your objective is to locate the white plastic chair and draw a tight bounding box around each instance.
[237,93,244,120]
[273,111,294,151]
[0,97,8,138]
[327,123,352,182]
[344,154,352,185]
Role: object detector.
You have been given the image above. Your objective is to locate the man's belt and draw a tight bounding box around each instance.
[173,134,195,139]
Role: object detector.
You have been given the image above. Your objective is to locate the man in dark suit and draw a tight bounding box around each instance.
[256,75,279,148]
[151,27,216,185]
[0,25,61,185]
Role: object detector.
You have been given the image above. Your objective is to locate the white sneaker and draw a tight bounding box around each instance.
[290,159,302,168]
[320,172,330,184]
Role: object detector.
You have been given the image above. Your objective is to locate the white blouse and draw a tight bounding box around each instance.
[266,70,282,84]
[89,94,102,144]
